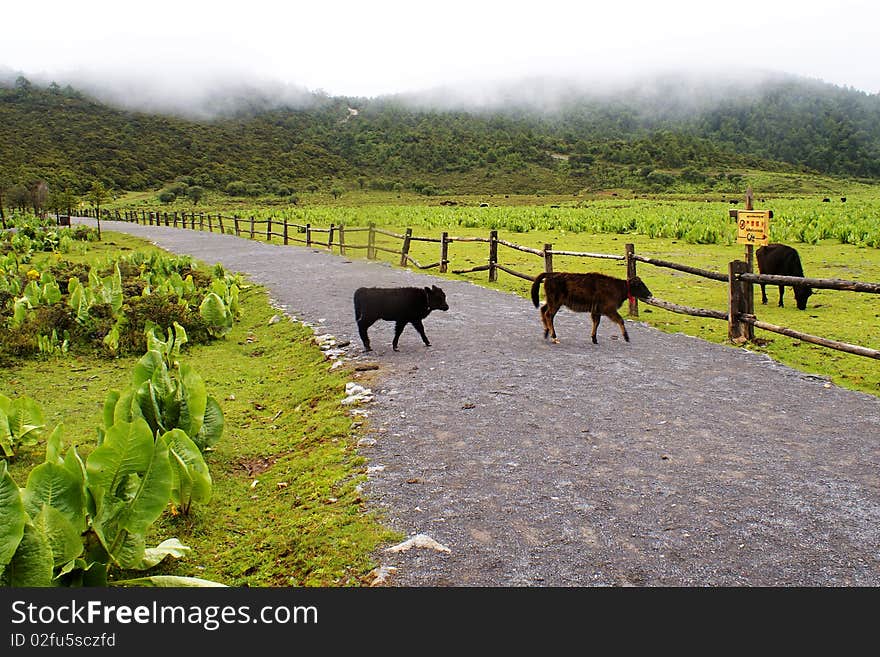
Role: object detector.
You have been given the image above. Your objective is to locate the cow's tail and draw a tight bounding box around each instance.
[531,272,548,308]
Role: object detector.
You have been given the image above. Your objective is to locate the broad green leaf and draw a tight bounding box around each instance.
[41,280,62,305]
[23,280,41,307]
[116,438,171,536]
[162,429,211,509]
[132,350,165,389]
[45,423,65,465]
[86,418,159,509]
[4,522,53,586]
[194,396,224,451]
[0,461,27,567]
[7,396,45,447]
[199,292,233,337]
[171,321,188,356]
[12,297,30,327]
[134,381,165,435]
[168,449,194,511]
[103,390,121,429]
[149,361,175,415]
[177,363,207,438]
[91,504,147,569]
[24,460,86,533]
[103,325,120,353]
[0,409,13,458]
[32,504,83,566]
[88,427,171,568]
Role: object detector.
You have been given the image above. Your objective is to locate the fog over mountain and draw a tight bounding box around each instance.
[2,63,862,121]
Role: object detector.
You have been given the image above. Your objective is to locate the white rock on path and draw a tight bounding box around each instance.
[385,534,451,554]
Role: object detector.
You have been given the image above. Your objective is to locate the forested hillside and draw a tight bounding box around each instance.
[1,73,878,202]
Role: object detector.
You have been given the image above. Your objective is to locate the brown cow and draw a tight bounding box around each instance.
[530,272,652,344]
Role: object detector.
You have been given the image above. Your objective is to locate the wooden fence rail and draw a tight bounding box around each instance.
[81,208,879,360]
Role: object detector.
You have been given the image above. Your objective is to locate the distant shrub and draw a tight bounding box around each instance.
[225,180,248,196]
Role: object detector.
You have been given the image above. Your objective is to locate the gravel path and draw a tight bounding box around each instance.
[83,219,880,586]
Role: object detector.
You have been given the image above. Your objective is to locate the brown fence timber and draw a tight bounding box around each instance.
[91,208,880,360]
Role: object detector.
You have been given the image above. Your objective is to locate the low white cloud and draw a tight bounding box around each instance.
[2,0,877,108]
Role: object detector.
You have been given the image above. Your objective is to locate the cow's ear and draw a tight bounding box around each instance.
[424,286,432,294]
[432,285,440,291]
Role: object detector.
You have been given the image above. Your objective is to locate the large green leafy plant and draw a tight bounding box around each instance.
[102,322,225,453]
[0,423,221,586]
[1,328,226,586]
[0,393,45,458]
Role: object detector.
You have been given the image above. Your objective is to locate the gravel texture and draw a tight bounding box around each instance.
[83,219,880,586]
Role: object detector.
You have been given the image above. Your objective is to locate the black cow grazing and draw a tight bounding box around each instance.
[755,243,814,310]
[353,285,449,352]
[530,272,652,344]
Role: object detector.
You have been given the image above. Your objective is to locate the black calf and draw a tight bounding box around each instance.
[353,285,449,352]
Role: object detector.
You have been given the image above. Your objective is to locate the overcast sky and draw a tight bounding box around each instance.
[2,0,878,101]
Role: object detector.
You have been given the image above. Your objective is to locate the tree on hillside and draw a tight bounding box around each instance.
[186,185,205,205]
[8,184,29,212]
[85,181,110,240]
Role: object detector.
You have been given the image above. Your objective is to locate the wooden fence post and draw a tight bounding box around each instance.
[328,223,335,250]
[249,216,255,240]
[543,243,553,273]
[367,225,376,259]
[267,217,272,242]
[207,214,213,232]
[306,223,312,247]
[440,232,448,273]
[283,219,289,245]
[234,216,240,236]
[400,228,413,266]
[338,225,346,255]
[218,215,225,234]
[192,212,198,230]
[488,230,498,282]
[165,212,170,227]
[728,260,754,342]
[626,243,638,317]
[200,212,205,231]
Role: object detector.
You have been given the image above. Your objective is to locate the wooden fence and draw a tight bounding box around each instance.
[83,208,880,360]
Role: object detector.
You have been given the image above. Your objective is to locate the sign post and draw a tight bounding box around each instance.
[728,188,772,342]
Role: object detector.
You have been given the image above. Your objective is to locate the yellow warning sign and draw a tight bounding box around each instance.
[736,210,770,245]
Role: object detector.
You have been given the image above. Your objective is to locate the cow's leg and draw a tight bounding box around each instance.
[357,318,375,352]
[540,304,551,339]
[777,285,785,307]
[392,320,407,351]
[606,309,629,342]
[590,312,602,344]
[760,283,768,305]
[543,303,560,343]
[411,319,431,346]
